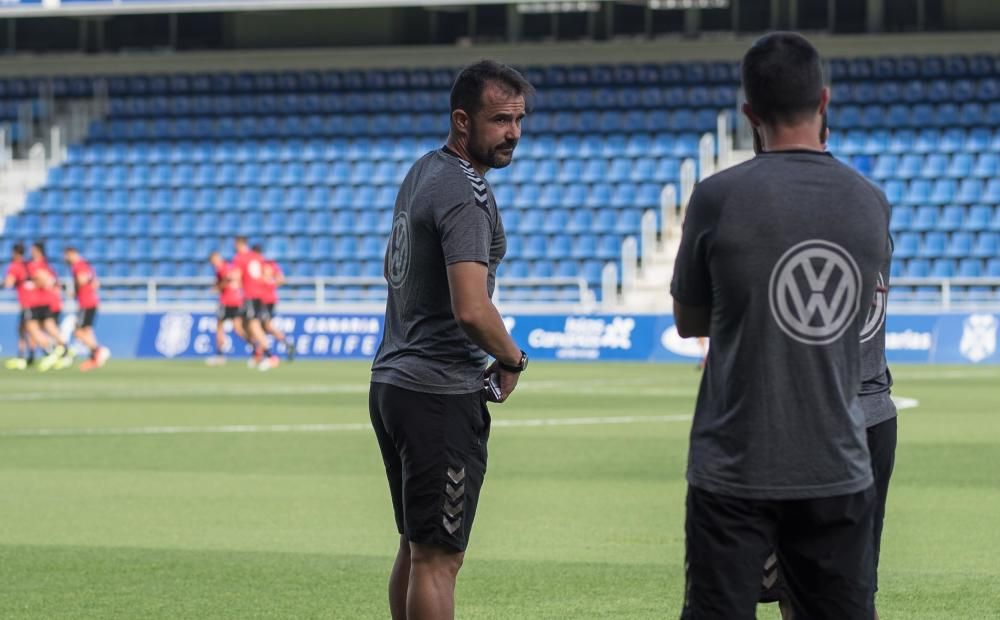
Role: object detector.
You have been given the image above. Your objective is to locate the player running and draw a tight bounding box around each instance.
[3,243,42,370]
[64,247,111,372]
[256,247,295,361]
[29,242,74,372]
[207,251,248,366]
[231,236,279,371]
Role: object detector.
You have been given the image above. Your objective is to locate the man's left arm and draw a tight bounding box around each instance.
[670,184,717,339]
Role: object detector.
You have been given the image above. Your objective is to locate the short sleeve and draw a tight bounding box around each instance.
[436,197,493,266]
[670,184,719,307]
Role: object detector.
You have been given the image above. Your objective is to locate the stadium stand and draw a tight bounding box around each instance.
[0,54,999,305]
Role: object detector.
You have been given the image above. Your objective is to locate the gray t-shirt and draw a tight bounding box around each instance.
[859,234,897,428]
[671,150,891,500]
[371,147,506,394]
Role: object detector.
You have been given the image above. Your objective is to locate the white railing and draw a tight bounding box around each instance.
[889,278,1000,310]
[0,275,595,312]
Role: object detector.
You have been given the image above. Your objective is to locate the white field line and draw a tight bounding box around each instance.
[892,396,920,410]
[0,379,692,403]
[0,414,694,438]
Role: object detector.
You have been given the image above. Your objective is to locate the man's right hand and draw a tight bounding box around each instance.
[485,361,519,403]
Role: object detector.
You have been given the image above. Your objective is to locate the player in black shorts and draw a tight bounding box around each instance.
[761,98,898,620]
[672,33,891,619]
[370,60,532,620]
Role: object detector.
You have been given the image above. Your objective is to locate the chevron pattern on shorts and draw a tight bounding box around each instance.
[442,465,466,535]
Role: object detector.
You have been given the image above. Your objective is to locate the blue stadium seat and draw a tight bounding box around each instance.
[905,258,930,278]
[936,205,964,231]
[894,232,920,259]
[930,259,955,278]
[945,232,973,257]
[972,232,998,258]
[920,232,947,257]
[596,235,620,260]
[958,258,982,278]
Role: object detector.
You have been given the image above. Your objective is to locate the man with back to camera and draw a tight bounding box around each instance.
[671,32,891,619]
[369,60,531,620]
[761,102,898,620]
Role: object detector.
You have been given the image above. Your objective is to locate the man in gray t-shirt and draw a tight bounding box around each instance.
[672,33,890,619]
[369,60,531,620]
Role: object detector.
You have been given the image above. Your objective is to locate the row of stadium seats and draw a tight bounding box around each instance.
[4,54,1000,100]
[869,153,1000,180]
[89,110,723,140]
[104,87,739,116]
[829,102,1000,128]
[827,127,1000,154]
[878,178,1000,205]
[893,232,1000,259]
[23,183,667,213]
[10,207,653,238]
[0,228,638,263]
[46,160,686,189]
[97,79,1000,120]
[893,257,1000,279]
[68,133,705,164]
[891,205,1000,232]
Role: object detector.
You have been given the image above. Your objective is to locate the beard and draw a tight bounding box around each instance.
[468,122,517,170]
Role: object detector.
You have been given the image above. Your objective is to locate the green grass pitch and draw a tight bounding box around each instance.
[0,360,998,619]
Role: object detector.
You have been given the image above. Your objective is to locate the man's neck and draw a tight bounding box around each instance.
[763,125,824,153]
[444,137,488,176]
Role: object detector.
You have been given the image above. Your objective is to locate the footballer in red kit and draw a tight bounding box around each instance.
[65,247,111,372]
[207,251,248,366]
[232,236,279,370]
[28,242,73,372]
[3,243,45,369]
[256,248,295,362]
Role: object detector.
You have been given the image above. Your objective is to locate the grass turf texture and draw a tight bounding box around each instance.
[0,361,998,619]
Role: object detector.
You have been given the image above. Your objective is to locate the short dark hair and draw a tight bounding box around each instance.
[64,246,78,255]
[12,242,24,256]
[741,32,825,126]
[450,60,534,118]
[252,244,263,254]
[235,235,248,244]
[32,241,46,257]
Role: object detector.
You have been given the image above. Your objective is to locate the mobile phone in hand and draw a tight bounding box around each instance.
[484,373,502,402]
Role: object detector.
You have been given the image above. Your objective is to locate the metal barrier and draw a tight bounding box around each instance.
[0,275,595,312]
[890,277,1000,310]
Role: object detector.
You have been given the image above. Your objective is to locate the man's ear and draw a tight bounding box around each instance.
[818,86,831,116]
[741,102,761,128]
[452,109,470,136]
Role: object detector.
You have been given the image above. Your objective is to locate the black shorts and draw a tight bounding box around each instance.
[369,382,491,553]
[760,416,898,603]
[217,305,241,321]
[77,307,98,329]
[682,485,875,620]
[24,305,50,322]
[50,311,61,324]
[242,299,270,323]
[265,303,276,318]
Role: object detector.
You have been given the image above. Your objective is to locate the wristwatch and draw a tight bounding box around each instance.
[499,350,528,373]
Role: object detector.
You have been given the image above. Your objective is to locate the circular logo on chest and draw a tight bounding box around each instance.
[768,240,862,346]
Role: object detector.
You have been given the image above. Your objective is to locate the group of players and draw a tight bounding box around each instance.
[3,241,110,372]
[207,235,295,370]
